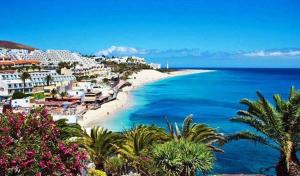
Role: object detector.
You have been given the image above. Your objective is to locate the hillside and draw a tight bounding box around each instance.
[0,40,36,51]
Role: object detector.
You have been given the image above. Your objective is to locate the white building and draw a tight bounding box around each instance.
[149,63,161,69]
[0,73,33,97]
[11,97,31,108]
[0,48,29,60]
[106,56,146,64]
[0,70,75,97]
[29,70,75,87]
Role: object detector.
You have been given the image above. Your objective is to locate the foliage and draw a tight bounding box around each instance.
[57,61,78,74]
[229,86,300,176]
[157,68,178,73]
[50,88,58,99]
[59,91,68,100]
[0,108,87,175]
[20,71,31,93]
[45,75,53,86]
[152,140,215,176]
[55,118,88,141]
[102,78,110,84]
[76,75,99,81]
[116,125,169,175]
[103,60,151,75]
[33,92,45,100]
[76,127,123,170]
[104,156,125,176]
[12,92,26,99]
[166,115,225,152]
[88,168,107,176]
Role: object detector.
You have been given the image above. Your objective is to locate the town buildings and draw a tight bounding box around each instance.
[0,70,75,97]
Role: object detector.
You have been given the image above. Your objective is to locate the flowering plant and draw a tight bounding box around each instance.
[0,108,87,175]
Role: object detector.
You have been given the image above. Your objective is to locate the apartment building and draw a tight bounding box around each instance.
[0,70,75,97]
[29,70,76,87]
[0,73,33,97]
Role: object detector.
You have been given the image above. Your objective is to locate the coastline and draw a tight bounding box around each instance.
[78,69,214,128]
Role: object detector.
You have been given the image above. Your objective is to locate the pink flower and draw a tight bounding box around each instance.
[11,160,17,166]
[26,150,36,158]
[0,127,9,133]
[20,159,34,168]
[39,160,46,169]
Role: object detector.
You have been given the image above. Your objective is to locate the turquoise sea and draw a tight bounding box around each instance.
[103,68,300,175]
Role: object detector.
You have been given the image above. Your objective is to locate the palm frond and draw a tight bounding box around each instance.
[182,114,193,138]
[226,131,279,150]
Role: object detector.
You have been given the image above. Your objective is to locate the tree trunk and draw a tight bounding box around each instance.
[23,81,26,93]
[276,145,300,176]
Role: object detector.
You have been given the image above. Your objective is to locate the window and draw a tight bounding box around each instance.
[8,84,12,88]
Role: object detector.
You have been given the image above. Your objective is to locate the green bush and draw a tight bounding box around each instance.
[33,92,45,100]
[12,92,26,99]
[152,140,215,175]
[88,168,107,176]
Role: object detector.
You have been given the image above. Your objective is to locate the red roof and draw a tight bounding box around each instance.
[0,60,40,66]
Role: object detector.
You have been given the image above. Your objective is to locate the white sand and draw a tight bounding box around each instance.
[78,69,214,128]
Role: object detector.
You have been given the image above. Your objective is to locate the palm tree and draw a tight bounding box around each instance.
[59,91,68,100]
[20,72,31,93]
[117,125,169,174]
[31,64,38,71]
[152,139,215,176]
[72,61,78,69]
[50,88,58,99]
[166,115,225,152]
[17,66,25,73]
[229,87,300,176]
[55,118,87,140]
[45,75,53,86]
[76,127,123,170]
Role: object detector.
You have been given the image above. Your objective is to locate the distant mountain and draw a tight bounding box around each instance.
[0,40,36,51]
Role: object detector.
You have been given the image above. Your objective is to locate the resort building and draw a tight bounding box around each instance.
[0,48,29,60]
[149,63,161,69]
[105,56,146,64]
[0,73,33,97]
[0,70,75,97]
[0,60,40,69]
[29,70,75,87]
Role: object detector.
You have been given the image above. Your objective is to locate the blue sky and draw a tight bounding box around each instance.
[1,0,300,67]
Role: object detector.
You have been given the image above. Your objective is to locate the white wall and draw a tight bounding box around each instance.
[11,98,31,108]
[67,90,85,97]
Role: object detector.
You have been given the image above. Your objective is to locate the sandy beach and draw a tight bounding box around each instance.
[78,69,214,128]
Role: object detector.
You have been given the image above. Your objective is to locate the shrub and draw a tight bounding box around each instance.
[152,140,215,175]
[33,92,45,100]
[0,108,87,175]
[12,92,26,99]
[88,168,107,176]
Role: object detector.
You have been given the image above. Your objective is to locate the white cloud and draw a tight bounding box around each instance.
[96,46,147,56]
[96,46,300,58]
[244,50,300,57]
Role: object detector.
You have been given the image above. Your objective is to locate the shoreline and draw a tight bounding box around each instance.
[78,69,214,128]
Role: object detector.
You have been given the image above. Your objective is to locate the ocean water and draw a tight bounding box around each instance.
[103,68,300,175]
